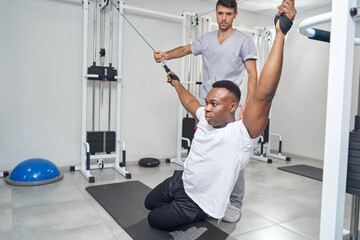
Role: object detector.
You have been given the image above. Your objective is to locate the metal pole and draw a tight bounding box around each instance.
[108,2,114,131]
[92,0,97,131]
[115,0,124,167]
[93,0,97,63]
[81,0,89,171]
[319,0,356,238]
[350,196,360,240]
[175,12,188,162]
[98,4,106,129]
[109,3,113,64]
[298,12,332,38]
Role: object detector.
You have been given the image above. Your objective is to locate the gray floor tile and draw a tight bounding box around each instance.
[0,186,12,210]
[11,176,85,208]
[0,208,12,239]
[114,230,133,240]
[232,224,310,240]
[206,209,277,236]
[244,187,319,223]
[14,223,115,240]
[12,199,102,239]
[103,217,125,236]
[0,178,7,186]
[229,209,277,235]
[0,232,12,240]
[280,216,320,240]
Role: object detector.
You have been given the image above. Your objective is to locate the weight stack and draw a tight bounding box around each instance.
[87,63,117,81]
[347,116,360,197]
[182,117,196,149]
[87,131,116,155]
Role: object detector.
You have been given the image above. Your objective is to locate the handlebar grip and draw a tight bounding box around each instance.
[309,28,330,43]
[163,64,171,73]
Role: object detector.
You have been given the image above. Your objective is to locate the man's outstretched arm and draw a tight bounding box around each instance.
[154,45,192,63]
[167,72,202,121]
[243,0,296,138]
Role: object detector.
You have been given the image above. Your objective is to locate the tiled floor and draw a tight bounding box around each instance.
[0,155,355,240]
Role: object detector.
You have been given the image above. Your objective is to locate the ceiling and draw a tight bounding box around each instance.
[200,0,332,16]
[123,0,360,19]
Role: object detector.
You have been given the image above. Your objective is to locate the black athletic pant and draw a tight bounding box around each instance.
[144,170,208,229]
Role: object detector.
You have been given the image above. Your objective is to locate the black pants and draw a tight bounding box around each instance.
[144,170,208,230]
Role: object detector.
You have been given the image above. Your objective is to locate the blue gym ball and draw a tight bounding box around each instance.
[5,158,63,186]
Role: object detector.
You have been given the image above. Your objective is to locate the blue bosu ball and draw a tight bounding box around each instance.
[5,158,63,186]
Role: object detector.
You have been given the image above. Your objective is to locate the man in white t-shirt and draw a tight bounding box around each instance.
[154,0,257,223]
[145,0,296,229]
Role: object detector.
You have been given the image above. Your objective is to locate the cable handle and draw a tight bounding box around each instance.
[162,64,179,81]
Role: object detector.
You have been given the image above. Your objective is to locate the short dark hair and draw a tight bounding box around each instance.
[216,0,237,13]
[212,80,241,102]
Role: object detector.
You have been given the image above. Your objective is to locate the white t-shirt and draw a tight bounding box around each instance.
[182,107,259,219]
[190,30,257,106]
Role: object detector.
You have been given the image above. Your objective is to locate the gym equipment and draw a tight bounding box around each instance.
[167,12,211,166]
[109,1,178,80]
[0,171,9,178]
[252,119,291,163]
[5,158,63,186]
[252,119,272,163]
[346,115,360,240]
[278,164,323,181]
[299,12,332,43]
[86,181,228,240]
[70,0,131,183]
[138,158,160,167]
[166,114,197,164]
[181,115,196,150]
[108,3,213,167]
[108,1,183,168]
[298,2,360,238]
[87,131,116,155]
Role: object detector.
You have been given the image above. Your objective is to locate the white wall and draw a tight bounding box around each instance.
[0,0,83,170]
[0,0,275,171]
[2,0,359,171]
[0,0,185,170]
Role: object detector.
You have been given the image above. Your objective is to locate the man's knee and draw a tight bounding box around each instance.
[147,210,167,230]
[144,193,153,210]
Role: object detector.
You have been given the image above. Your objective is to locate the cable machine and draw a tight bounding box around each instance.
[298,0,360,238]
[70,0,131,182]
[166,12,211,166]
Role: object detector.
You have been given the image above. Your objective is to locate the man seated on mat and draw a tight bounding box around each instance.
[145,0,296,230]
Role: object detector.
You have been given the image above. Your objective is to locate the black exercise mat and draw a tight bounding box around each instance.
[86,181,228,240]
[278,164,323,181]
